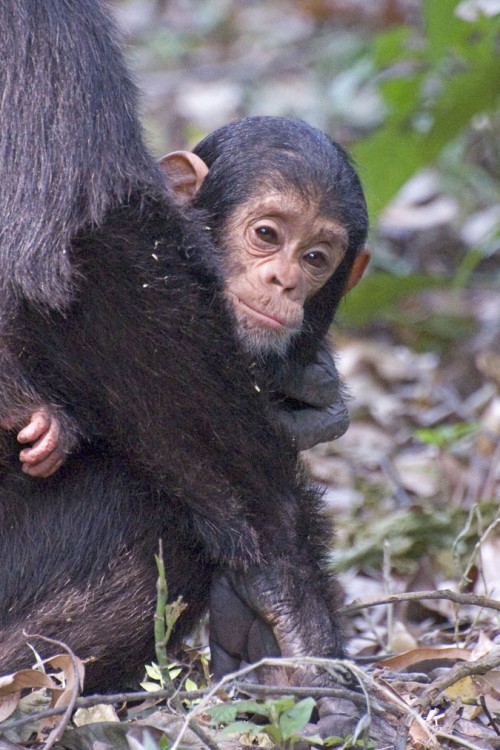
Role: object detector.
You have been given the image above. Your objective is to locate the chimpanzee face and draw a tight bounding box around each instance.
[220,188,347,357]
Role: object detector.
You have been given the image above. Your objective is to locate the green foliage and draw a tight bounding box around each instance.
[149,545,187,691]
[141,545,200,701]
[415,421,480,450]
[337,271,444,327]
[208,695,378,747]
[336,506,467,571]
[352,0,500,221]
[208,696,318,747]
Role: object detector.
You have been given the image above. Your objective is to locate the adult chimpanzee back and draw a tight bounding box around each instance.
[0,0,345,700]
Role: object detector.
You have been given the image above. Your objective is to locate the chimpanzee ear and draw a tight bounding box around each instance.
[343,247,370,294]
[159,151,209,205]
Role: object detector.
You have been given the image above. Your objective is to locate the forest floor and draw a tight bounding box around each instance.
[0,1,498,748]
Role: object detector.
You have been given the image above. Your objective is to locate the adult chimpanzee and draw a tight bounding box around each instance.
[0,1,367,732]
[11,118,369,477]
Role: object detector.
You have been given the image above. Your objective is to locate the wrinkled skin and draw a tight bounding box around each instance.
[0,406,76,477]
[272,342,350,450]
[220,190,348,357]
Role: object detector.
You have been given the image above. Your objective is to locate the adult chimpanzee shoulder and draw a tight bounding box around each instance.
[0,0,378,739]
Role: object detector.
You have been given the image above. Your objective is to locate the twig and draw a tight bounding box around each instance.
[234,681,399,714]
[414,645,500,715]
[0,679,400,734]
[434,730,496,750]
[341,588,500,616]
[22,633,82,750]
[168,655,426,750]
[480,695,500,736]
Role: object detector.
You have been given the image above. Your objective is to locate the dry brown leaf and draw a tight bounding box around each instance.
[0,668,56,696]
[0,669,57,724]
[46,654,85,705]
[408,714,434,748]
[0,691,21,724]
[377,646,471,672]
[73,704,120,727]
[387,620,418,652]
[393,449,440,498]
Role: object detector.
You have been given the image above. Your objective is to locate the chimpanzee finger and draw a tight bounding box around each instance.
[278,344,342,407]
[276,401,350,451]
[245,616,281,665]
[209,573,281,682]
[209,573,256,681]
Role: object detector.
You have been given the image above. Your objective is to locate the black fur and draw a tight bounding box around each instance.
[0,0,344,691]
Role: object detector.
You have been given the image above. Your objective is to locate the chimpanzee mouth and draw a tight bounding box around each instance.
[235,297,288,331]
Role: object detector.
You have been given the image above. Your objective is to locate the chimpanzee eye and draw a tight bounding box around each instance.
[304,250,328,269]
[255,225,278,244]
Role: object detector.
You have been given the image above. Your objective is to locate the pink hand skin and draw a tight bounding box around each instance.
[1,408,66,478]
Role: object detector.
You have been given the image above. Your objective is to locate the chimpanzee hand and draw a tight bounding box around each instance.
[274,343,349,450]
[0,407,78,478]
[209,572,280,681]
[210,574,396,745]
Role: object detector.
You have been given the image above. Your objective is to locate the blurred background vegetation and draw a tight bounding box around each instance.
[113,0,499,345]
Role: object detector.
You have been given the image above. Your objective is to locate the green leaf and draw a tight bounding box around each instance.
[373,26,412,66]
[144,663,161,680]
[414,422,479,449]
[139,681,161,693]
[219,721,263,737]
[207,699,270,725]
[268,695,296,718]
[278,697,316,741]
[352,0,500,219]
[425,0,465,59]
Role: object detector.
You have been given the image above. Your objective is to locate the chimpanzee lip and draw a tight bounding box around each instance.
[235,297,287,330]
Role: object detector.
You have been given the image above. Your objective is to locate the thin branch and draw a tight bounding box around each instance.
[434,730,496,750]
[22,633,82,750]
[0,680,398,734]
[234,681,399,715]
[341,588,500,616]
[414,646,500,715]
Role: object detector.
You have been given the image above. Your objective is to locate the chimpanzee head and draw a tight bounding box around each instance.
[161,116,369,360]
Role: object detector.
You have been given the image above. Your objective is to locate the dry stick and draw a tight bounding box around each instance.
[433,731,496,750]
[414,645,500,716]
[398,647,500,750]
[479,695,500,737]
[482,442,500,501]
[5,647,500,748]
[234,681,400,715]
[341,589,500,616]
[22,633,82,750]
[169,656,430,750]
[0,681,392,734]
[168,657,358,750]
